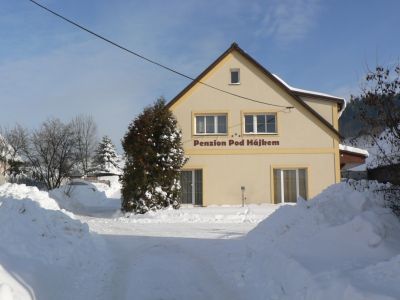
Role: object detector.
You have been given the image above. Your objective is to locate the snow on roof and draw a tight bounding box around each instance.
[339,144,369,157]
[272,74,345,101]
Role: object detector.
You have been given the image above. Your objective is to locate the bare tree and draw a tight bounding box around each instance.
[22,118,77,190]
[357,64,400,167]
[0,124,28,175]
[71,115,98,175]
[354,64,400,216]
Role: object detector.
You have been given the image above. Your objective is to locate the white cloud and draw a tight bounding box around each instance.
[254,0,321,43]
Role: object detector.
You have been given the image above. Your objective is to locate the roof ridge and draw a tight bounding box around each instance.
[167,43,343,139]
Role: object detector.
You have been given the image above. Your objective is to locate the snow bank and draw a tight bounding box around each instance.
[0,184,110,299]
[0,183,60,210]
[0,265,32,300]
[93,175,122,199]
[0,196,92,266]
[50,180,120,216]
[243,181,400,299]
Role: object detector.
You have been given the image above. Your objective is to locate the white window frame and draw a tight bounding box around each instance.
[194,114,228,135]
[230,68,240,84]
[275,168,307,203]
[243,113,277,134]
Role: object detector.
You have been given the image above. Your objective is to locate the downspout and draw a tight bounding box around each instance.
[338,98,347,118]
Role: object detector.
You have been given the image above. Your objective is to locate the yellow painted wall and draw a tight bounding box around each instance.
[301,96,334,125]
[170,49,340,205]
[185,153,335,205]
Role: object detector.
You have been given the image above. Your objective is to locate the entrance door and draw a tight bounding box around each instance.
[180,171,193,204]
[273,168,307,203]
[180,170,203,205]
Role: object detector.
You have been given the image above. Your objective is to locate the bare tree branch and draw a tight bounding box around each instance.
[71,115,98,175]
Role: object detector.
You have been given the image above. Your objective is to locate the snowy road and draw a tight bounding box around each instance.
[2,182,400,299]
[80,216,260,300]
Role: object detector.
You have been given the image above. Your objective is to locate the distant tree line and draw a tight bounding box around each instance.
[0,115,120,190]
[339,93,400,138]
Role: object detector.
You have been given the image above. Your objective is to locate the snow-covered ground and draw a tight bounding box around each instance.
[0,180,399,299]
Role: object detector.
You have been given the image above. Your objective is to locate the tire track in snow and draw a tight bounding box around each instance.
[103,235,239,300]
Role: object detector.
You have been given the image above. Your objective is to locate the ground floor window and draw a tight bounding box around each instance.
[180,169,203,205]
[273,168,307,203]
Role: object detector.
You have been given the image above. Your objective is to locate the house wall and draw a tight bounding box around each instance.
[301,96,334,125]
[170,50,340,205]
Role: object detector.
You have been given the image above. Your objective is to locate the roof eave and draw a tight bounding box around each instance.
[293,91,345,111]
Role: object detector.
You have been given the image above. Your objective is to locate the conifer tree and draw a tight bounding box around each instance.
[92,136,119,173]
[121,98,186,213]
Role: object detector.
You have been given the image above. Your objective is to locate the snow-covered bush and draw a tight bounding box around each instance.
[121,98,186,213]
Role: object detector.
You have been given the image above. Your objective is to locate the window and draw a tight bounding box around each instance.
[195,114,227,135]
[230,69,240,84]
[273,168,307,203]
[243,113,277,134]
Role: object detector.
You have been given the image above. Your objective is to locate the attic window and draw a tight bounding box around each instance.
[230,69,240,84]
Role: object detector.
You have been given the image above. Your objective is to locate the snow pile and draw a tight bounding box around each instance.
[0,183,109,299]
[1,181,399,299]
[119,205,277,224]
[0,183,60,210]
[50,180,120,216]
[0,264,32,300]
[243,181,400,299]
[93,175,122,199]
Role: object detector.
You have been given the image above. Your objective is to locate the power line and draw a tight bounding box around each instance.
[28,0,293,109]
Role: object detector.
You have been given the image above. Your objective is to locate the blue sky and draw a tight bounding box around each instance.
[0,0,399,150]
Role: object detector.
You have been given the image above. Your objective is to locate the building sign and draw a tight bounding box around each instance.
[193,139,279,147]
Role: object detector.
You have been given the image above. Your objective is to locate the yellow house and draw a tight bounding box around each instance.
[167,43,345,206]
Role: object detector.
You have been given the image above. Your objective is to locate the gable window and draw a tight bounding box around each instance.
[195,114,227,135]
[244,113,277,134]
[230,69,240,84]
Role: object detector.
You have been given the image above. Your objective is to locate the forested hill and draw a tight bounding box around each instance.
[339,96,400,138]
